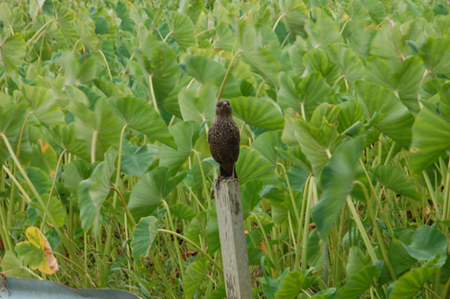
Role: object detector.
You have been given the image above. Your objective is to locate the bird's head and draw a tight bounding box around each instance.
[216,100,232,117]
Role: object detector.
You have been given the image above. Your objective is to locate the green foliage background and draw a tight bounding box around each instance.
[1,0,450,298]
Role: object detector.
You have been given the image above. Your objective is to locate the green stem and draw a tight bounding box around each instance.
[162,200,186,282]
[423,170,440,218]
[158,229,223,272]
[252,212,276,267]
[147,249,177,299]
[346,196,378,263]
[98,50,113,81]
[148,75,160,113]
[354,181,396,281]
[1,134,83,269]
[113,125,127,209]
[111,187,136,227]
[217,50,242,101]
[40,150,66,231]
[91,131,98,164]
[26,19,56,47]
[194,151,210,209]
[301,177,315,270]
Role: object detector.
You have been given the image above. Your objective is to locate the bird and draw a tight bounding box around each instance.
[208,100,240,179]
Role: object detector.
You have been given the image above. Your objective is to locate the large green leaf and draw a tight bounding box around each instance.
[128,167,186,220]
[179,82,217,124]
[77,147,117,233]
[182,55,241,100]
[20,85,65,126]
[274,271,309,299]
[409,107,450,174]
[62,159,93,193]
[251,131,282,167]
[370,22,408,70]
[305,14,343,49]
[241,179,263,219]
[355,81,414,148]
[166,11,196,51]
[336,265,380,299]
[387,266,441,299]
[327,44,364,83]
[236,147,279,185]
[279,0,308,39]
[371,166,421,201]
[136,41,179,105]
[131,216,158,260]
[0,97,30,166]
[109,97,176,149]
[0,34,26,72]
[120,140,158,177]
[160,121,200,174]
[69,99,124,161]
[229,97,284,130]
[402,225,448,262]
[312,138,363,240]
[440,82,450,119]
[31,194,66,228]
[278,72,333,121]
[418,36,450,77]
[184,258,208,299]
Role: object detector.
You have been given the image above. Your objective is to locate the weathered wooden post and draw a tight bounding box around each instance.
[215,178,252,299]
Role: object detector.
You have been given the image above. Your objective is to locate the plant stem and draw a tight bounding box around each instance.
[302,177,315,270]
[26,19,56,47]
[1,134,83,269]
[148,75,159,113]
[217,50,242,101]
[111,187,136,226]
[98,50,113,81]
[147,249,177,299]
[113,125,127,209]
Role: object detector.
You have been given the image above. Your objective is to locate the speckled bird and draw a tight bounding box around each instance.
[208,100,240,178]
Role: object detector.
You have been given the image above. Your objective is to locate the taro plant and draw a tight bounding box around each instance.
[1,0,450,298]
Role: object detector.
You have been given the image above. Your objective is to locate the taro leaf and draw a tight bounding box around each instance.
[342,21,376,59]
[184,258,208,299]
[365,56,424,113]
[236,147,279,186]
[402,225,448,262]
[409,107,450,174]
[30,140,58,176]
[72,18,100,52]
[209,283,227,299]
[279,0,308,39]
[305,14,344,49]
[31,194,66,228]
[69,99,124,161]
[169,203,196,221]
[274,271,309,299]
[109,97,176,149]
[380,240,417,284]
[51,123,90,161]
[311,288,336,299]
[440,82,450,119]
[259,268,290,299]
[183,55,241,99]
[120,140,158,177]
[235,20,280,88]
[17,167,51,195]
[347,247,371,277]
[418,37,450,77]
[215,21,238,52]
[302,48,340,86]
[1,251,26,277]
[287,166,308,192]
[131,216,158,260]
[136,41,179,104]
[0,100,30,166]
[60,52,98,85]
[312,138,363,240]
[251,131,282,167]
[128,167,186,220]
[370,23,408,71]
[355,81,414,148]
[93,79,126,98]
[336,265,380,299]
[62,159,93,193]
[160,121,200,174]
[15,227,59,275]
[166,11,196,51]
[0,3,26,32]
[337,100,364,133]
[360,0,386,24]
[179,82,217,124]
[292,116,343,178]
[327,44,364,83]
[241,179,263,219]
[206,209,220,254]
[229,97,284,130]
[387,266,441,299]
[288,38,307,76]
[114,1,135,32]
[53,1,79,46]
[0,34,26,72]
[370,166,420,201]
[77,147,117,234]
[278,72,333,121]
[20,85,64,126]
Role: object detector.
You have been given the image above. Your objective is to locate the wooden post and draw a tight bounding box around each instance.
[215,178,252,299]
